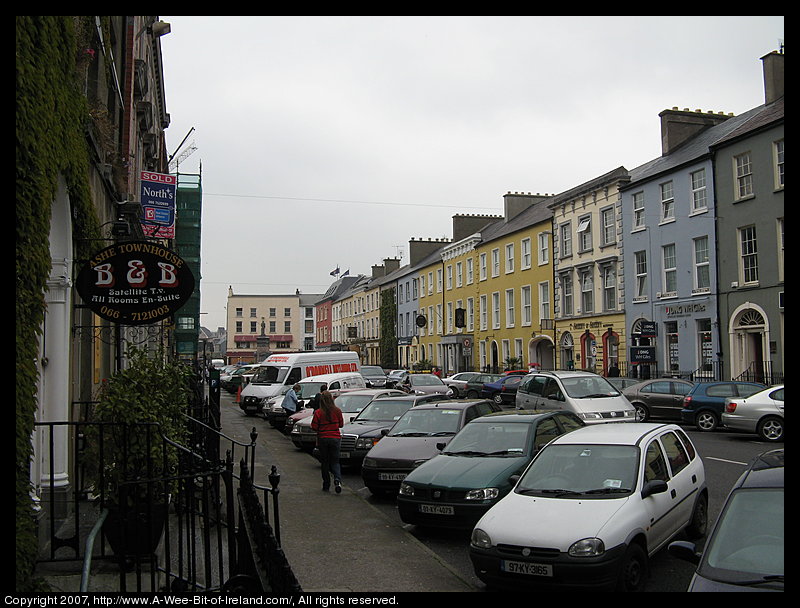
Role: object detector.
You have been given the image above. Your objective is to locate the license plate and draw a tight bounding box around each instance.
[340,452,350,459]
[378,473,407,481]
[501,560,553,577]
[419,504,454,515]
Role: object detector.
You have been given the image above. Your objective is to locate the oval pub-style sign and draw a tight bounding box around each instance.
[76,241,195,325]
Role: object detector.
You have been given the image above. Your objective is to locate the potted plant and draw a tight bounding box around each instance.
[85,346,192,558]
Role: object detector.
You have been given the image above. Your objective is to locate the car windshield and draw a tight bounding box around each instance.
[389,408,463,437]
[251,365,289,384]
[411,375,444,386]
[296,382,325,398]
[354,399,413,422]
[560,376,621,398]
[443,421,531,457]
[335,393,379,413]
[699,488,784,585]
[361,366,384,376]
[516,444,637,497]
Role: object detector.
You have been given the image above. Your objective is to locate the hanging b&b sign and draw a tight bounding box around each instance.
[76,241,195,325]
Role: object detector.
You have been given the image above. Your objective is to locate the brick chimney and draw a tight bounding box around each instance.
[761,49,784,104]
[408,238,448,265]
[383,257,401,274]
[658,107,732,155]
[451,214,501,241]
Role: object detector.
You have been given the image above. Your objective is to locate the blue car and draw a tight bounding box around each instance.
[480,375,523,406]
[680,381,766,432]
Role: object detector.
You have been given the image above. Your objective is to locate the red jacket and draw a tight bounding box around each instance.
[311,407,344,439]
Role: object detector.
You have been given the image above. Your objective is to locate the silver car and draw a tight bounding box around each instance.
[400,373,452,396]
[722,385,784,442]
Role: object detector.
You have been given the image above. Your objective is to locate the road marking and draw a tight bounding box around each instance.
[706,456,747,466]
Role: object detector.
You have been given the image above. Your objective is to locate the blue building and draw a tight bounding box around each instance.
[620,105,763,379]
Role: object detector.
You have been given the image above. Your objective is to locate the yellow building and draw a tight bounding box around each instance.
[549,168,628,375]
[417,195,556,374]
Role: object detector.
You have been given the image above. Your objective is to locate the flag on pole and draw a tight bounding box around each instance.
[341,269,350,277]
[330,266,340,276]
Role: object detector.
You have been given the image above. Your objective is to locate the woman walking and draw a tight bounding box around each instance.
[311,390,344,493]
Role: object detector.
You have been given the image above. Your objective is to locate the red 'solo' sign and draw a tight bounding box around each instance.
[76,241,195,325]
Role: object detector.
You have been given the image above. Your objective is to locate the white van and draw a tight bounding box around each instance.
[515,370,636,423]
[239,352,361,416]
[262,371,368,426]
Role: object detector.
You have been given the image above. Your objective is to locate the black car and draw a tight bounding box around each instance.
[361,366,388,387]
[669,449,783,591]
[361,399,502,495]
[328,394,445,468]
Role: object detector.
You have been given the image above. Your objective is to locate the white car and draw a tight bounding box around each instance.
[722,385,784,442]
[470,423,707,591]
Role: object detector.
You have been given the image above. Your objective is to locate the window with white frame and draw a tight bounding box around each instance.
[505,243,514,273]
[447,302,453,333]
[632,192,645,230]
[437,268,443,292]
[777,217,784,282]
[579,268,593,313]
[739,225,758,284]
[539,281,550,323]
[467,257,474,284]
[521,285,532,326]
[456,261,463,287]
[521,237,531,269]
[492,248,500,277]
[446,265,452,290]
[505,288,515,327]
[561,272,573,316]
[479,253,487,280]
[690,168,707,212]
[660,181,675,222]
[634,250,648,299]
[693,236,710,292]
[600,206,615,246]
[515,339,523,363]
[467,297,474,330]
[436,303,443,334]
[602,265,616,310]
[537,232,549,265]
[560,222,572,257]
[577,215,592,252]
[774,139,784,189]
[734,152,753,199]
[480,295,487,330]
[662,244,677,295]
[492,292,500,329]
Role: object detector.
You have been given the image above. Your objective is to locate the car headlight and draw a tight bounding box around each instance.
[568,538,605,557]
[465,488,500,501]
[470,528,493,549]
[578,412,603,420]
[398,482,415,497]
[356,437,380,450]
[412,459,428,468]
[362,457,377,468]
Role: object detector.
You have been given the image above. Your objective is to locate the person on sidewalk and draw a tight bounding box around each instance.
[311,390,344,493]
[282,383,302,415]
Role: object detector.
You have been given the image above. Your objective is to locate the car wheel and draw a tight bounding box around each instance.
[467,390,479,398]
[695,410,719,432]
[632,403,649,422]
[616,543,647,592]
[757,416,784,442]
[492,394,504,405]
[685,492,708,540]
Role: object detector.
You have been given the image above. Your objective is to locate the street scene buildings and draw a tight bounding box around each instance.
[226,51,783,386]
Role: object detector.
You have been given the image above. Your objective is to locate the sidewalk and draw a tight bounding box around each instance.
[220,398,477,593]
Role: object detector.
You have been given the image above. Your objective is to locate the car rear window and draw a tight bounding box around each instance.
[706,384,737,397]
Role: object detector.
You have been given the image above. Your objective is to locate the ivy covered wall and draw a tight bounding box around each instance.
[16,16,101,591]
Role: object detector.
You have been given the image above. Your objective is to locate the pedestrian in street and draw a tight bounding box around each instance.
[307,384,327,410]
[282,383,301,415]
[311,390,344,493]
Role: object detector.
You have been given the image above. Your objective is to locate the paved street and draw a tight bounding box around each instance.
[220,390,776,592]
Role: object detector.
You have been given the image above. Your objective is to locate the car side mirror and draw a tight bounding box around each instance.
[436,442,446,451]
[641,479,668,498]
[509,474,520,485]
[668,541,700,565]
[380,429,389,437]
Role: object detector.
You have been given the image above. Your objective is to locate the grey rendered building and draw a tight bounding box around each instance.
[712,51,784,384]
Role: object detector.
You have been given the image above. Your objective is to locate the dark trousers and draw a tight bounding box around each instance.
[317,437,342,489]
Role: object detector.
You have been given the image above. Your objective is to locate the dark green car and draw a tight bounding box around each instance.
[397,410,584,529]
[462,374,502,398]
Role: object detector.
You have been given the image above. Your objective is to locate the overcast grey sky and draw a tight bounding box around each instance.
[159,15,784,331]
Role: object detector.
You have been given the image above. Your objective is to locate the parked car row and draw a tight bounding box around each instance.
[257,371,783,592]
